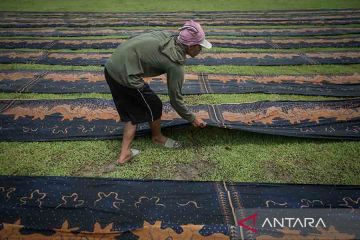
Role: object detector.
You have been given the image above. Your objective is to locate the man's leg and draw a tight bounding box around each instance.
[118,121,137,164]
[149,119,167,145]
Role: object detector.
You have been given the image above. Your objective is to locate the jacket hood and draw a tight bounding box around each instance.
[160,35,186,65]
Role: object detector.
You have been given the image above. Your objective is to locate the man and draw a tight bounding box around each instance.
[104,20,211,164]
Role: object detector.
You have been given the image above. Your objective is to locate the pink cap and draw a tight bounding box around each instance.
[177,20,212,49]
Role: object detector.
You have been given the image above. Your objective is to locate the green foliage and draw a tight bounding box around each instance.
[4,47,360,53]
[0,64,103,71]
[0,92,112,100]
[1,64,360,75]
[0,0,359,12]
[1,128,359,184]
[205,47,360,53]
[187,64,360,75]
[0,92,343,103]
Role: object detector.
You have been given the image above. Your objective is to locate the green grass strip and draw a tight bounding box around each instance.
[1,127,359,184]
[206,47,360,53]
[0,36,132,40]
[1,24,360,30]
[0,64,103,71]
[1,64,360,75]
[4,47,360,53]
[0,0,359,12]
[187,64,360,74]
[0,92,344,104]
[1,33,360,40]
[207,34,360,39]
[0,92,112,100]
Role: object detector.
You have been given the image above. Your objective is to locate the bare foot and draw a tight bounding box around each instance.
[117,148,132,164]
[152,135,182,149]
[152,134,167,145]
[117,149,140,165]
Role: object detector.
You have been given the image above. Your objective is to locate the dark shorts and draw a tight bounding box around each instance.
[104,68,162,124]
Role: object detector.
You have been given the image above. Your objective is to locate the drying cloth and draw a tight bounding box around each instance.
[1,37,360,49]
[1,70,360,97]
[1,16,359,28]
[0,176,359,239]
[1,50,360,66]
[0,98,359,141]
[1,27,359,37]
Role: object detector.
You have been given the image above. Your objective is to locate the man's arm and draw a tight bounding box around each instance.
[167,65,206,127]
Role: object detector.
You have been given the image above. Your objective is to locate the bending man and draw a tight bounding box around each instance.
[104,20,211,164]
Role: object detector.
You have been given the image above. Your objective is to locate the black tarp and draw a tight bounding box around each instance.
[1,51,360,66]
[1,18,359,28]
[0,176,359,239]
[2,9,360,19]
[1,37,360,49]
[1,70,360,97]
[1,10,360,28]
[1,9,360,17]
[1,27,359,37]
[0,99,359,141]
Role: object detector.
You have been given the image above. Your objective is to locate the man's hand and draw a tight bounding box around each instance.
[192,117,206,128]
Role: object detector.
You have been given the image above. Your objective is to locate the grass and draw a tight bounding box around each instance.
[1,63,360,75]
[2,35,360,41]
[1,129,359,184]
[206,47,360,53]
[0,36,133,40]
[186,64,360,75]
[4,47,360,53]
[207,34,360,40]
[0,63,103,71]
[2,25,360,31]
[0,92,343,103]
[2,33,360,41]
[0,0,359,12]
[0,92,112,100]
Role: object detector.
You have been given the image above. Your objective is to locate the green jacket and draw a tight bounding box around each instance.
[105,31,195,122]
